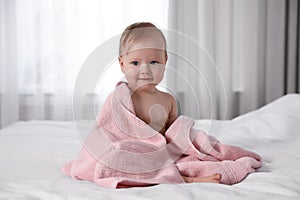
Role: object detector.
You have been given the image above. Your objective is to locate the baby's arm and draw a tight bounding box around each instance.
[166,94,178,129]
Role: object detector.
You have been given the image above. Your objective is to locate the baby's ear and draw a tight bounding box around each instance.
[118,56,123,65]
[118,56,124,71]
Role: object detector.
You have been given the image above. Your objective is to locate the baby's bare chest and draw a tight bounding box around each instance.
[132,98,170,132]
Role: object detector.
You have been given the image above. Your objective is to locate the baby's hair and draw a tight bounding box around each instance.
[119,22,167,56]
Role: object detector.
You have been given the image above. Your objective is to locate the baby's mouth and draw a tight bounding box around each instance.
[138,78,153,81]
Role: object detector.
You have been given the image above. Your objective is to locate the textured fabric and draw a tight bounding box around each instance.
[62,83,262,188]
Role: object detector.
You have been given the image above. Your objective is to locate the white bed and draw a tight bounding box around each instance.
[1,94,300,199]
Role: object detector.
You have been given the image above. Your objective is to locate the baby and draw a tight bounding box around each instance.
[118,22,221,184]
[62,22,262,187]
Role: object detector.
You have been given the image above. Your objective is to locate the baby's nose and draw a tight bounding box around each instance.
[140,64,151,74]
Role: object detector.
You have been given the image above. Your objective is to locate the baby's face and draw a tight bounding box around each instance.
[119,40,167,92]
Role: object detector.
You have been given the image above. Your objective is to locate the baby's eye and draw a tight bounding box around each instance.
[131,61,139,66]
[150,61,159,65]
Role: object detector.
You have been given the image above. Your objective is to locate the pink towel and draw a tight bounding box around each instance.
[62,83,262,188]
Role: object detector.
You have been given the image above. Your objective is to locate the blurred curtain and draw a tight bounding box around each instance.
[1,0,298,128]
[0,0,168,128]
[0,0,80,128]
[168,0,300,119]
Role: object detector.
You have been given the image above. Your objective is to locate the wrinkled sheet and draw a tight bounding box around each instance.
[0,94,300,199]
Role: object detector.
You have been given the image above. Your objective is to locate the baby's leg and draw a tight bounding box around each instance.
[182,173,221,184]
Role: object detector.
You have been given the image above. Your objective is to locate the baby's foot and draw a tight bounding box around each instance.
[183,173,222,183]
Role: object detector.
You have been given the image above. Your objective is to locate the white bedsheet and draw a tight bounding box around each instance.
[0,94,300,199]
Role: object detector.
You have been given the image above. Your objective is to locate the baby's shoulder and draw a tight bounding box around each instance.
[158,90,172,97]
[157,90,176,102]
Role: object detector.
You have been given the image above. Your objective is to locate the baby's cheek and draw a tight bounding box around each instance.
[154,71,165,82]
[152,66,165,75]
[125,68,138,79]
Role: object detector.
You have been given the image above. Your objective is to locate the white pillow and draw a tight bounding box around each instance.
[194,94,300,141]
